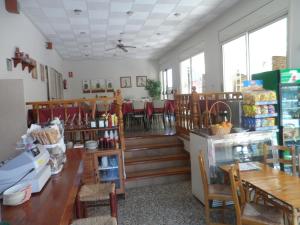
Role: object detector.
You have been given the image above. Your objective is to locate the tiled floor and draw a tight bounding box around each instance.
[89,181,235,225]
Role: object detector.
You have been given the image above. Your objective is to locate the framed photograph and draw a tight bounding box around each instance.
[6,58,12,71]
[120,76,131,88]
[136,76,147,87]
[106,79,113,89]
[91,79,105,90]
[31,60,38,79]
[40,64,45,81]
[82,80,91,91]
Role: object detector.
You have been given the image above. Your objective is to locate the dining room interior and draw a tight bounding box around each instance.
[1,0,300,225]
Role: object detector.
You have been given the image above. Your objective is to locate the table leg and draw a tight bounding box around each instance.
[292,207,298,225]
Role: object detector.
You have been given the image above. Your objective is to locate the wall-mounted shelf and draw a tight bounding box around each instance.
[12,57,35,73]
[12,48,37,73]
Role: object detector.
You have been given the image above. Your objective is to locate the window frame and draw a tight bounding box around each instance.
[221,15,288,91]
[180,51,205,94]
[160,68,173,100]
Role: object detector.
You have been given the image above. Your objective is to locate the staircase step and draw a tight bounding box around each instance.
[126,166,191,181]
[125,153,189,165]
[125,135,181,146]
[126,142,183,152]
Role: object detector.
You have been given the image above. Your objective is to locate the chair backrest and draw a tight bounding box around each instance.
[263,144,296,176]
[153,100,165,109]
[229,163,246,225]
[132,100,145,110]
[198,152,209,205]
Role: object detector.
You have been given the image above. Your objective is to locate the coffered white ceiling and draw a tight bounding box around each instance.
[20,0,240,60]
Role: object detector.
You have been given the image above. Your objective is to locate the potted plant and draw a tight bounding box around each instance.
[145,79,161,100]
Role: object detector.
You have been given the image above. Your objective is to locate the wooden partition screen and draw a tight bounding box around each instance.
[175,87,242,137]
[26,90,125,148]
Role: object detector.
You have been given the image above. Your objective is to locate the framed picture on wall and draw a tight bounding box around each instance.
[136,76,147,87]
[91,79,105,90]
[106,79,113,90]
[40,64,45,81]
[6,58,12,71]
[120,76,131,88]
[31,60,38,79]
[82,80,91,93]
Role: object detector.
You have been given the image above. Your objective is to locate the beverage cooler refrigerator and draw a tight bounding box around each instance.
[252,69,300,170]
[190,129,277,206]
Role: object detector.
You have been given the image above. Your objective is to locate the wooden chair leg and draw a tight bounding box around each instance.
[222,200,226,223]
[205,200,210,225]
[75,196,82,218]
[110,192,117,218]
[82,201,87,218]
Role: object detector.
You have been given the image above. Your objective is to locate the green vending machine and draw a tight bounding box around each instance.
[252,68,300,172]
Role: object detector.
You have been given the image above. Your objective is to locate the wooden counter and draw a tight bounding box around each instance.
[2,149,84,225]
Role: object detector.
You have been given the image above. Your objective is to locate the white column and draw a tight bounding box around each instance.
[288,0,300,68]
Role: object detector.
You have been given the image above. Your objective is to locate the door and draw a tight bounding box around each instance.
[280,84,300,172]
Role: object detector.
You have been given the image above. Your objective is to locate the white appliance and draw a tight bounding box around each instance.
[0,145,51,194]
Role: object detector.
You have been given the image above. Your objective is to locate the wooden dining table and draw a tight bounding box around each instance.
[220,162,300,225]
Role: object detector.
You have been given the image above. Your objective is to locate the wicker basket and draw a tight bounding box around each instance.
[209,101,232,135]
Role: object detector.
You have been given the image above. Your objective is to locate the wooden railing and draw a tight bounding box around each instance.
[175,87,243,137]
[26,90,125,148]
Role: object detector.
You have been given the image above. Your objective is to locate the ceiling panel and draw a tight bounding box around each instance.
[20,0,240,59]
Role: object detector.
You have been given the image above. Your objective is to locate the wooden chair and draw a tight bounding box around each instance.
[198,152,233,225]
[151,100,166,129]
[132,100,146,129]
[72,215,117,225]
[229,164,284,225]
[263,144,296,176]
[76,182,117,219]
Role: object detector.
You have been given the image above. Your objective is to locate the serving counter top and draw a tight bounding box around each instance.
[190,128,275,140]
[2,149,84,225]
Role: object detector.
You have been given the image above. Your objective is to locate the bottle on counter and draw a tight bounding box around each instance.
[108,114,112,128]
[114,114,118,126]
[103,131,109,149]
[110,130,115,149]
[98,137,104,149]
[114,130,119,149]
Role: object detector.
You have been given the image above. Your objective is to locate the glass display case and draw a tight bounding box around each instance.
[94,151,124,192]
[190,129,277,205]
[98,154,121,189]
[281,85,300,172]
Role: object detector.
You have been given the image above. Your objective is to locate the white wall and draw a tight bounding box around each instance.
[0,0,63,102]
[289,0,300,68]
[158,0,289,93]
[63,58,159,99]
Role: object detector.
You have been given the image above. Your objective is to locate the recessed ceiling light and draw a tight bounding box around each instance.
[85,54,89,57]
[174,12,181,17]
[156,32,161,36]
[120,32,125,35]
[73,9,82,15]
[80,31,86,35]
[126,10,133,16]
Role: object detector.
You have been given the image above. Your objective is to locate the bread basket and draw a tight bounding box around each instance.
[209,101,232,135]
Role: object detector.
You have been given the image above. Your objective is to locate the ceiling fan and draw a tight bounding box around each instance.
[105,40,136,53]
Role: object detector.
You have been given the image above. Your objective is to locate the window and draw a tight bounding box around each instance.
[222,35,247,92]
[249,18,287,75]
[222,17,287,92]
[180,52,205,94]
[160,68,173,99]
